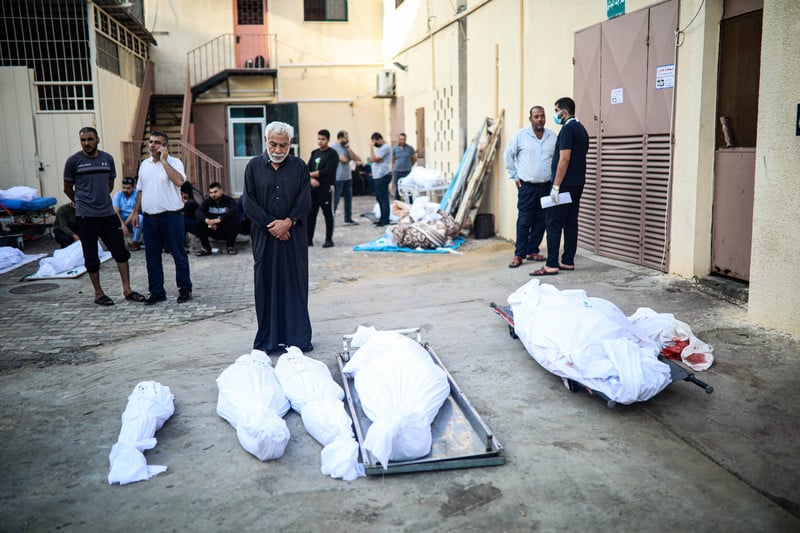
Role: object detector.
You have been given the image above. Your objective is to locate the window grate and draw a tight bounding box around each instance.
[304,0,347,21]
[237,0,264,25]
[0,0,93,111]
[93,5,148,87]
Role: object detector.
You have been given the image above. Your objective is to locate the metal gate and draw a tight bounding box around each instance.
[574,0,677,271]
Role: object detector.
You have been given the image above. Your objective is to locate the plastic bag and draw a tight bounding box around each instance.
[629,307,714,371]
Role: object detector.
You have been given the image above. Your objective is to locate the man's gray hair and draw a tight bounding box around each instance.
[265,121,294,139]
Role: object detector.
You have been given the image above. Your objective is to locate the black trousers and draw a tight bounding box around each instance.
[307,186,334,243]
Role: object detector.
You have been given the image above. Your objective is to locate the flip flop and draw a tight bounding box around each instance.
[559,264,575,270]
[195,249,212,256]
[530,267,559,276]
[94,294,115,306]
[526,254,546,261]
[125,291,146,302]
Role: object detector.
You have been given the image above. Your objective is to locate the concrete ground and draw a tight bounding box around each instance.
[1,195,798,532]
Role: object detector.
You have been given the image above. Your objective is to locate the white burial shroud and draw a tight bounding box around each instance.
[275,346,365,481]
[216,350,291,461]
[508,280,672,405]
[108,380,175,485]
[342,329,450,469]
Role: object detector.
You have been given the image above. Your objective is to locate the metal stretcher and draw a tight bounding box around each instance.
[337,328,504,475]
[489,303,714,408]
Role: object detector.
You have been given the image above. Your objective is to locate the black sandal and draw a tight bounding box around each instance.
[195,249,212,256]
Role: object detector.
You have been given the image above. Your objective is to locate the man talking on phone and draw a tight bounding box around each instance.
[132,130,194,305]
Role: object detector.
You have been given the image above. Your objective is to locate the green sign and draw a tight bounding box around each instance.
[607,0,625,19]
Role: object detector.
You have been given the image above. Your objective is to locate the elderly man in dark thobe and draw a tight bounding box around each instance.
[243,121,313,355]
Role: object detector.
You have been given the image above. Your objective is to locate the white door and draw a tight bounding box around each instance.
[228,106,266,196]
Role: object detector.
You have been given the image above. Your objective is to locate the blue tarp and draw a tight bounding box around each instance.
[353,235,465,254]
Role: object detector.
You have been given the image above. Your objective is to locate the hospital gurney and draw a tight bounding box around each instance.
[337,328,504,475]
[489,303,714,408]
[0,197,57,249]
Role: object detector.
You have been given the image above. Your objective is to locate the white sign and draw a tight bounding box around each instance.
[656,64,675,90]
[610,87,624,105]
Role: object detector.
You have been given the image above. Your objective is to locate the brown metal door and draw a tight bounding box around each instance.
[574,24,601,252]
[711,149,755,279]
[599,9,648,137]
[574,0,676,272]
[711,8,762,281]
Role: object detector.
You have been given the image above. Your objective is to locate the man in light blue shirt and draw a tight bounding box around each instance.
[503,105,556,268]
[112,177,143,250]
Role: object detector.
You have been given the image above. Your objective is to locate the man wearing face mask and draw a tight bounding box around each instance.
[531,97,589,276]
[242,121,313,355]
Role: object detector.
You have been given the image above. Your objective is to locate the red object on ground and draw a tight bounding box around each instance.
[661,339,690,361]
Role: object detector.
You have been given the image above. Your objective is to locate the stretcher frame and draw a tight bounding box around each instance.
[489,303,714,408]
[0,203,55,249]
[337,328,504,475]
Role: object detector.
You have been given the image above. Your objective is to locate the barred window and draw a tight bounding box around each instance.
[304,0,347,22]
[96,33,120,75]
[0,0,93,111]
[93,6,148,87]
[237,0,264,25]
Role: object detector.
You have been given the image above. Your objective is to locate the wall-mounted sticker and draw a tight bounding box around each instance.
[610,87,624,105]
[656,64,675,90]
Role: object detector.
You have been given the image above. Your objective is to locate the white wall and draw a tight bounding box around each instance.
[0,68,39,193]
[146,0,233,94]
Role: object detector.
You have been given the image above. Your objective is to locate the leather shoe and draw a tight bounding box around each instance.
[177,289,192,303]
[144,293,167,306]
[322,240,334,248]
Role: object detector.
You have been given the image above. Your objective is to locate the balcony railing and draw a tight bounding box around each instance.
[187,33,277,87]
[120,140,223,193]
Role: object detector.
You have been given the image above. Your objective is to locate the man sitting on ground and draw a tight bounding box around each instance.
[112,177,143,250]
[195,181,240,256]
[53,203,80,248]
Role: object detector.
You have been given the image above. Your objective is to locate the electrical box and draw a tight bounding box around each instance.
[376,69,396,98]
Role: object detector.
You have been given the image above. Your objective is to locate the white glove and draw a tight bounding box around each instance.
[550,185,560,204]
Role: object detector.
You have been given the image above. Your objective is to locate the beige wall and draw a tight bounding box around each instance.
[146,0,233,95]
[748,0,800,336]
[669,0,722,277]
[96,69,141,195]
[270,0,386,157]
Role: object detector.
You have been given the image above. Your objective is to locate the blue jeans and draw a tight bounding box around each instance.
[334,180,354,222]
[142,212,192,296]
[121,212,143,243]
[373,173,392,225]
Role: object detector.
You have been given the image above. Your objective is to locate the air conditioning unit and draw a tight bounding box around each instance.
[376,69,396,98]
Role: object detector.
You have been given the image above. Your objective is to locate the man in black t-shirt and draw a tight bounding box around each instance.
[306,129,339,247]
[63,127,145,305]
[195,182,240,255]
[531,97,590,277]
